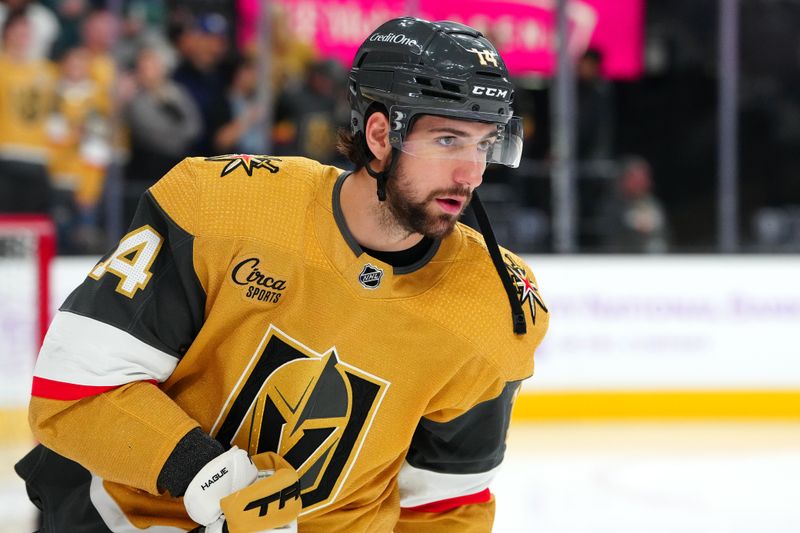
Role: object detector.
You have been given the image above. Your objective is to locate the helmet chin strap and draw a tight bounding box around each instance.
[470,192,527,335]
[365,148,400,202]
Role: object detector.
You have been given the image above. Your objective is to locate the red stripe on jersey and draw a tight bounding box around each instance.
[403,488,492,513]
[31,376,156,400]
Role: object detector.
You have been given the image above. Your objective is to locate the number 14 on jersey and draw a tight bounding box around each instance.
[89,225,164,298]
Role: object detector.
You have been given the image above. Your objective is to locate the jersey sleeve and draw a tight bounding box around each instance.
[395,357,521,533]
[28,158,207,494]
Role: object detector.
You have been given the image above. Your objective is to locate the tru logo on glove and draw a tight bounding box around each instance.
[244,479,301,516]
[218,452,303,532]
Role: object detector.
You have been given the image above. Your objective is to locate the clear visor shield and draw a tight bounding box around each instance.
[392,114,524,169]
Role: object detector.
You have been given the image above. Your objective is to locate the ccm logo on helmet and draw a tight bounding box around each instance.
[472,85,509,99]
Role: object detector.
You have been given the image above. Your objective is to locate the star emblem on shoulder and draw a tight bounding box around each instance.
[504,254,548,324]
[205,154,282,177]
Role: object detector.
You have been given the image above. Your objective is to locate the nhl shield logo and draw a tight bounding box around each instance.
[358,264,384,289]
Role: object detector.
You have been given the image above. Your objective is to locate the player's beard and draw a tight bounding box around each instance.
[380,159,472,240]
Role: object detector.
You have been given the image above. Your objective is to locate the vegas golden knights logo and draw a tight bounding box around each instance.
[504,254,548,325]
[212,326,389,514]
[466,47,499,68]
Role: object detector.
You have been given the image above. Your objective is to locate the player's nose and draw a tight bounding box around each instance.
[452,156,485,189]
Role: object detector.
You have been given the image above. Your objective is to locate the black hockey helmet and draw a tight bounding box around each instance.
[349,16,523,169]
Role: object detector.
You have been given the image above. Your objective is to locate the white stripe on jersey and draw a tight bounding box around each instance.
[34,311,179,386]
[397,460,500,508]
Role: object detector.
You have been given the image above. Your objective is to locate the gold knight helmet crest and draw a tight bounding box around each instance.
[218,327,389,512]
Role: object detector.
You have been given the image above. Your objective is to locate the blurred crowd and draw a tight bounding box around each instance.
[0,0,667,255]
[0,0,351,254]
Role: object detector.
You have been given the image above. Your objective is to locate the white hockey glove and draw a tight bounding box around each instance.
[185,449,302,533]
[184,446,258,526]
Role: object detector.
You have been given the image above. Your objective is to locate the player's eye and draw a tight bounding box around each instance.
[435,136,458,147]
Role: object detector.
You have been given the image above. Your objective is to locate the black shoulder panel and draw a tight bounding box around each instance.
[61,191,206,359]
[405,380,521,475]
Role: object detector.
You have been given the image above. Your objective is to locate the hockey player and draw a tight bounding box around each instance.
[16,16,549,533]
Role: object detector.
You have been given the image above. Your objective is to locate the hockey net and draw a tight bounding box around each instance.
[0,215,55,407]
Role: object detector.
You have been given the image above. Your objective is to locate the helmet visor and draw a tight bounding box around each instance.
[388,108,523,168]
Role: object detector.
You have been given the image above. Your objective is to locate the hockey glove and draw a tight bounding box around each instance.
[183,446,258,527]
[217,451,302,533]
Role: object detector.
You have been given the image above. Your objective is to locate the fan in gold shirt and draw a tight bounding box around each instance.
[0,10,56,213]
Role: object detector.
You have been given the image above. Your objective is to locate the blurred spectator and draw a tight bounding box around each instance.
[273,59,349,164]
[47,45,110,253]
[597,156,669,253]
[115,0,171,71]
[236,1,316,93]
[51,1,170,70]
[81,8,116,114]
[123,47,200,224]
[0,0,58,59]
[172,12,229,155]
[46,0,88,55]
[213,53,266,154]
[0,10,56,213]
[577,48,615,162]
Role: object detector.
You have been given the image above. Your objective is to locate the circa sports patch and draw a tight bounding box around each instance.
[229,255,288,305]
[358,264,384,289]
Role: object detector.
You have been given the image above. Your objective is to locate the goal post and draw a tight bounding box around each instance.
[0,215,56,403]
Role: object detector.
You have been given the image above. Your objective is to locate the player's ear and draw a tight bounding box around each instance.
[365,112,392,170]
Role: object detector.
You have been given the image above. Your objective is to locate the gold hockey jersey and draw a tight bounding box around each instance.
[26,156,549,532]
[0,54,56,161]
[48,76,109,206]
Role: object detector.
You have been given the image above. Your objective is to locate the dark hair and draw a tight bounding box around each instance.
[336,103,387,169]
[2,9,28,42]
